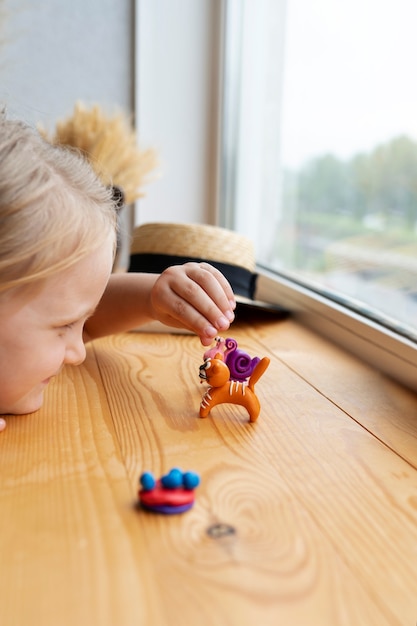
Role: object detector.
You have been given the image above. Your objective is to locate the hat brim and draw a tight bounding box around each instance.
[234,293,286,312]
[128,222,287,322]
[129,252,258,301]
[129,252,286,313]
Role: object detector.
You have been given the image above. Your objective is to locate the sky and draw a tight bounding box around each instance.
[280,0,417,168]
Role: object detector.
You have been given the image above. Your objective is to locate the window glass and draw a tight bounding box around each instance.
[221,0,417,341]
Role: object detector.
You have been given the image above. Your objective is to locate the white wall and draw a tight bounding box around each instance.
[0,0,133,127]
[135,0,223,226]
[0,0,222,227]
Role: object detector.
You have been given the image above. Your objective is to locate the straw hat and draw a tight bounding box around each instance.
[129,222,276,309]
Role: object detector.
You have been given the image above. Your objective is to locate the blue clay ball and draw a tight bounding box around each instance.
[183,471,200,490]
[161,468,183,489]
[140,472,156,491]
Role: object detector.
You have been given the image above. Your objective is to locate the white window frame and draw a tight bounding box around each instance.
[218,0,417,393]
[135,1,417,392]
[255,268,417,391]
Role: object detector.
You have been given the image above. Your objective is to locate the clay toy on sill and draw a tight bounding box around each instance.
[138,468,200,514]
[203,336,261,382]
[199,353,270,423]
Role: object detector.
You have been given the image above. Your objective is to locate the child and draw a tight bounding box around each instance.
[0,113,236,428]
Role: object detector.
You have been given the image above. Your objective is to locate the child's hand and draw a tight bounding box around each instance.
[150,262,236,346]
[0,418,6,432]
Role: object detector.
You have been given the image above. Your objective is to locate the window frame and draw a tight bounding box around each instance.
[255,267,417,392]
[218,0,417,393]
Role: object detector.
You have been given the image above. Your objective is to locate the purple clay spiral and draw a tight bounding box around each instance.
[223,337,238,355]
[225,348,260,382]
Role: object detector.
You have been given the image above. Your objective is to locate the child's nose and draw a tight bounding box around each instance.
[64,334,87,366]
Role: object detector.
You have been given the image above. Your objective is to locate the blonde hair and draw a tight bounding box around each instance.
[0,113,117,294]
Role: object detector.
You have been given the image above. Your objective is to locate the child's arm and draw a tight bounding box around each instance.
[84,262,236,346]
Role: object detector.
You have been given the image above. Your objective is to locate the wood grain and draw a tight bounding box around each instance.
[1,318,416,625]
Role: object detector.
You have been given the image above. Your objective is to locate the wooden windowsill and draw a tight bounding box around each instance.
[1,310,417,624]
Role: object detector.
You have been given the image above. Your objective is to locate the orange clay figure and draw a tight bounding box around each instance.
[199,354,270,422]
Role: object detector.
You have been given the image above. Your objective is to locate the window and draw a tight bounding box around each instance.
[219,0,417,391]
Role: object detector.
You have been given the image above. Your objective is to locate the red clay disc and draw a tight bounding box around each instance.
[139,479,195,508]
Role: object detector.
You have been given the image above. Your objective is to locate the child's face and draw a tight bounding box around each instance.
[0,240,113,415]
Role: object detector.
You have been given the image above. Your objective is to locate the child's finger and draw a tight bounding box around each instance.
[180,263,236,319]
[159,277,232,335]
[197,262,236,309]
[151,263,236,341]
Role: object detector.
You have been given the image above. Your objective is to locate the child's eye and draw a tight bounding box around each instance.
[62,322,75,330]
[56,322,75,335]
